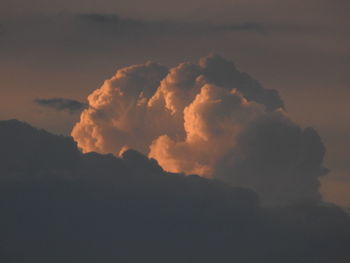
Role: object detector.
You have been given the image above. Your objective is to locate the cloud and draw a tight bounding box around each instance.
[0,119,350,262]
[217,22,267,34]
[34,98,87,113]
[75,13,268,34]
[149,84,265,177]
[1,12,318,53]
[74,13,323,36]
[77,13,121,24]
[0,12,326,61]
[71,54,325,206]
[0,119,80,170]
[215,114,328,205]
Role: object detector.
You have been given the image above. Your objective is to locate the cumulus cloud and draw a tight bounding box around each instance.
[1,119,350,263]
[34,98,87,113]
[71,54,326,206]
[72,61,169,154]
[215,113,328,205]
[149,84,264,177]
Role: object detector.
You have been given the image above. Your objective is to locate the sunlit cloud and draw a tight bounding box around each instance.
[72,54,326,205]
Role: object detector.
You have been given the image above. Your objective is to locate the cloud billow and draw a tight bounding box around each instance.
[71,54,324,205]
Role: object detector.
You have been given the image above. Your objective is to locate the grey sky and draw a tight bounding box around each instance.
[0,0,349,206]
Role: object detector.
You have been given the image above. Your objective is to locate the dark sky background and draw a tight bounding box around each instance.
[1,0,349,206]
[1,1,350,261]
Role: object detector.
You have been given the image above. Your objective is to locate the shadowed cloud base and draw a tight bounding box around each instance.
[0,119,349,262]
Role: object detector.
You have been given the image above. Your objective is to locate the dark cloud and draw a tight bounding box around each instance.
[218,22,326,35]
[34,98,87,113]
[0,119,80,172]
[0,12,317,53]
[217,22,267,34]
[199,54,284,110]
[0,119,349,262]
[75,13,324,36]
[216,113,328,205]
[77,13,121,24]
[0,11,328,65]
[75,13,269,35]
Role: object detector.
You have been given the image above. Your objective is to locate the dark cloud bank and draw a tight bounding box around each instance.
[34,98,87,113]
[0,119,349,262]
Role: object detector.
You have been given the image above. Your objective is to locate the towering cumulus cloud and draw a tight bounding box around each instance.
[72,55,326,205]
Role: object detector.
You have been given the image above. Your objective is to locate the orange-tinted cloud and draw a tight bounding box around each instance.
[72,55,326,205]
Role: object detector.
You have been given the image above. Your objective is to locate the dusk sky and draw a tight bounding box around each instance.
[1,1,350,262]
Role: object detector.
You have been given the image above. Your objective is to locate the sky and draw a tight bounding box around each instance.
[1,1,350,261]
[1,0,349,206]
